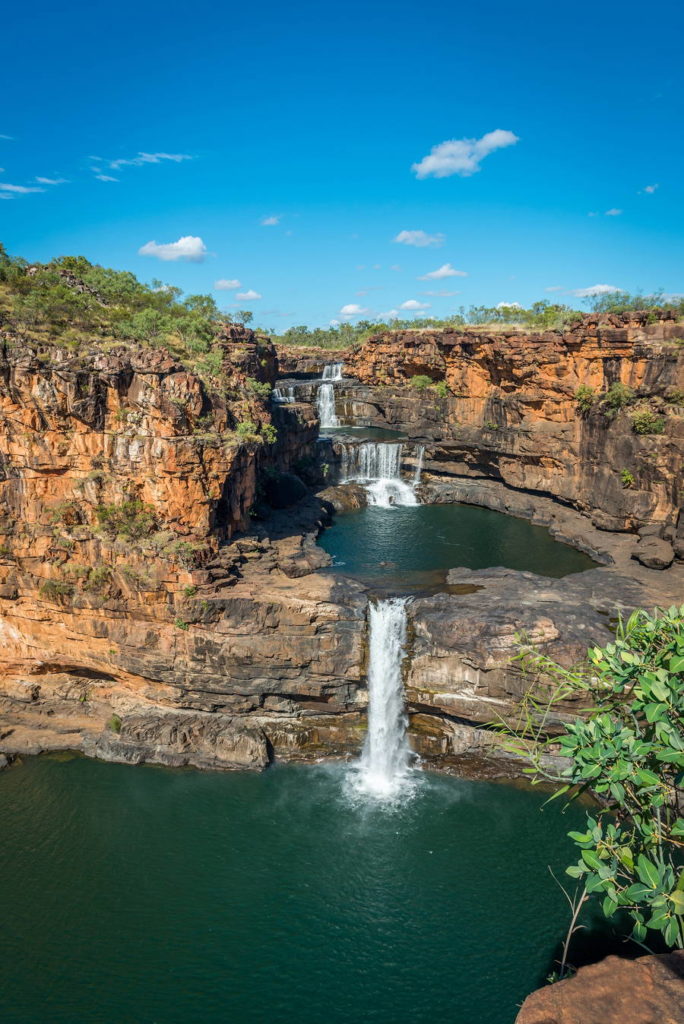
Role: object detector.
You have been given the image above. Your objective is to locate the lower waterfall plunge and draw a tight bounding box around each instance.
[339,442,418,507]
[349,597,414,801]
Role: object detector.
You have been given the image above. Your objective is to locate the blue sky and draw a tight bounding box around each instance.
[1,0,682,328]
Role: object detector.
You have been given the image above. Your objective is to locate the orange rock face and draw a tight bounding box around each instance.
[345,313,684,531]
[515,951,684,1024]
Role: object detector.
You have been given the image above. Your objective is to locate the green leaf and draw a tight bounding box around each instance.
[568,831,592,844]
[668,654,684,673]
[625,883,653,902]
[664,917,680,947]
[603,895,618,918]
[581,849,603,871]
[636,855,660,888]
[669,890,684,912]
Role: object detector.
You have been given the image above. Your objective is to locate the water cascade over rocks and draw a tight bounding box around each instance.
[338,442,418,507]
[348,597,414,801]
[272,385,297,403]
[317,363,343,428]
[413,445,425,487]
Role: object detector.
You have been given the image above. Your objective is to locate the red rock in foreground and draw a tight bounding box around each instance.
[515,951,684,1024]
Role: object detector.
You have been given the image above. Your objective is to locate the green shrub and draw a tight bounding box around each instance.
[183,585,198,598]
[620,469,635,488]
[95,500,157,540]
[602,382,635,418]
[245,377,272,397]
[575,385,596,414]
[39,580,74,600]
[409,375,432,391]
[632,410,666,435]
[82,565,112,593]
[261,423,278,444]
[665,389,684,405]
[501,606,684,965]
[236,420,258,438]
[432,380,449,398]
[107,713,122,733]
[174,617,189,630]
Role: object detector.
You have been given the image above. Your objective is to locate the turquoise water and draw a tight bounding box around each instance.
[0,755,589,1024]
[318,502,596,586]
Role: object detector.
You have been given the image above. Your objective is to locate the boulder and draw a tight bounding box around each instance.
[633,536,675,569]
[516,951,684,1024]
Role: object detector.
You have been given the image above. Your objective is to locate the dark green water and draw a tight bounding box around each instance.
[0,755,588,1024]
[318,502,596,587]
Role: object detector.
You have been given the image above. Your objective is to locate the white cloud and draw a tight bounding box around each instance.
[235,289,262,301]
[138,236,208,262]
[412,129,519,179]
[394,229,444,248]
[35,176,68,185]
[422,289,460,297]
[642,184,659,194]
[571,284,620,298]
[545,285,564,292]
[214,279,241,290]
[109,152,192,171]
[400,299,431,311]
[260,215,280,226]
[0,134,13,140]
[605,208,622,216]
[496,301,522,309]
[390,264,401,271]
[380,309,399,319]
[339,303,368,316]
[418,262,467,280]
[329,319,340,327]
[0,182,45,194]
[92,169,118,182]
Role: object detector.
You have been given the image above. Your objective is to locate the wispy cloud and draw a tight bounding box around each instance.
[260,215,280,226]
[0,182,45,194]
[138,236,208,262]
[605,208,623,216]
[412,129,519,179]
[400,299,431,311]
[214,278,242,290]
[0,134,13,140]
[107,152,192,171]
[545,285,564,292]
[235,289,262,301]
[394,229,444,248]
[35,176,68,185]
[422,289,460,297]
[641,184,659,194]
[571,284,620,298]
[92,170,118,182]
[418,262,467,280]
[380,309,399,319]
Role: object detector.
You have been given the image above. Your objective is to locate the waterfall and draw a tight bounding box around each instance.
[317,363,343,427]
[272,385,296,404]
[322,362,343,381]
[339,442,417,508]
[353,598,412,800]
[317,384,339,428]
[413,445,425,487]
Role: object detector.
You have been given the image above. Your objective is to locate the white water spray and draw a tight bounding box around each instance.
[413,445,425,487]
[272,385,297,403]
[339,442,418,507]
[317,363,343,428]
[322,362,343,381]
[351,598,413,800]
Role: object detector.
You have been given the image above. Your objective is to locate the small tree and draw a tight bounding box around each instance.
[501,607,684,972]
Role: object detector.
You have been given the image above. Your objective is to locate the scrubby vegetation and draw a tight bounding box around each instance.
[632,410,666,435]
[501,607,684,971]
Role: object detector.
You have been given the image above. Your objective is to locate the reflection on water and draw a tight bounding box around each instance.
[318,502,596,586]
